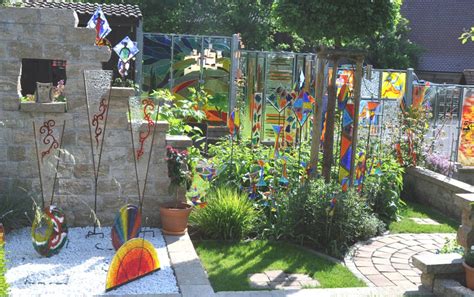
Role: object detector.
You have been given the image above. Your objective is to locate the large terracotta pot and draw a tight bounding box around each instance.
[463,261,474,290]
[159,202,193,235]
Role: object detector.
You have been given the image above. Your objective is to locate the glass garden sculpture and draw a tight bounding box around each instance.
[459,88,474,166]
[31,119,68,257]
[114,36,139,79]
[338,103,355,191]
[31,205,68,257]
[251,93,263,145]
[105,238,160,291]
[111,204,142,251]
[381,72,406,100]
[83,70,114,237]
[87,5,112,47]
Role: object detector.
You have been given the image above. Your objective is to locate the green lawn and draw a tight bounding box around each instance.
[0,244,7,297]
[194,240,365,291]
[389,200,458,233]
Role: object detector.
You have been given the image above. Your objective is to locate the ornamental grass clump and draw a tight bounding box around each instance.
[190,188,258,240]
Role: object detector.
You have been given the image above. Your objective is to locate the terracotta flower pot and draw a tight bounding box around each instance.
[159,202,193,236]
[463,261,474,290]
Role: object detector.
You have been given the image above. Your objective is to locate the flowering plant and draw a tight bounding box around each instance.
[425,153,456,177]
[166,145,192,191]
[52,80,66,102]
[465,246,474,267]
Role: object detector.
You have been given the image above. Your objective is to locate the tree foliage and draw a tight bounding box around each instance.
[275,0,400,48]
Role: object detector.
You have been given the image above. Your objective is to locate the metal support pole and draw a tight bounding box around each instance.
[229,34,240,115]
[405,68,414,107]
[135,18,144,91]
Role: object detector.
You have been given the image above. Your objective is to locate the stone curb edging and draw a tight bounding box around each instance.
[164,232,215,297]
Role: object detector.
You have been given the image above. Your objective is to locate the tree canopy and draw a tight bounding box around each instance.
[275,0,401,48]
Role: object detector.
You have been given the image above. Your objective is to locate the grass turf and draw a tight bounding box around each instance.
[389,200,458,233]
[0,243,7,297]
[194,240,365,291]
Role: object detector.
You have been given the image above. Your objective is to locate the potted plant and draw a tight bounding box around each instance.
[463,246,474,290]
[159,145,193,235]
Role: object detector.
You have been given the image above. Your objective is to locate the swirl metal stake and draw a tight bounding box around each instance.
[83,70,114,238]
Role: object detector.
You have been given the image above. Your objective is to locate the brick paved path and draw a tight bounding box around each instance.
[345,233,455,288]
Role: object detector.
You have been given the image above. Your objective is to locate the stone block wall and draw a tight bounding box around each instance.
[403,167,474,221]
[0,7,182,227]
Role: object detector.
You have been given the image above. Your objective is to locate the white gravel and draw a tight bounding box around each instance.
[5,227,178,296]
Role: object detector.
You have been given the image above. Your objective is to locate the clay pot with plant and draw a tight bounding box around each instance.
[159,145,193,235]
[463,246,474,290]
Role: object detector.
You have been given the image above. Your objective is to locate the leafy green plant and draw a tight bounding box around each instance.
[465,247,474,267]
[0,243,7,297]
[438,238,463,255]
[151,88,205,137]
[288,179,385,258]
[166,145,192,206]
[113,78,138,89]
[190,188,259,240]
[393,105,431,167]
[363,154,405,224]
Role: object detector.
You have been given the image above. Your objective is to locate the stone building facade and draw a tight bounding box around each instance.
[0,7,186,226]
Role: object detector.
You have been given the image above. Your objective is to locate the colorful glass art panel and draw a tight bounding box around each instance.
[143,34,232,122]
[459,88,474,166]
[361,70,380,99]
[381,72,406,99]
[31,205,68,257]
[106,238,160,291]
[338,103,354,191]
[111,204,142,251]
[251,93,263,145]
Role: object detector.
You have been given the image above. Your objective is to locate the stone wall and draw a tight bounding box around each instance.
[0,7,184,227]
[403,167,474,221]
[454,167,474,186]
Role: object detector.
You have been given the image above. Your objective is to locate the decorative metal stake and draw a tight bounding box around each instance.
[83,70,114,238]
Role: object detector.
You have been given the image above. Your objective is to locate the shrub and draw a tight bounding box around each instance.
[362,155,405,224]
[189,188,259,240]
[288,179,385,258]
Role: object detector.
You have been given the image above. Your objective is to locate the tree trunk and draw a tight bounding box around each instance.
[322,59,338,182]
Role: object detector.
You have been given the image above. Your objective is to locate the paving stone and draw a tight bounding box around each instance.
[378,246,398,254]
[388,242,407,250]
[410,218,440,225]
[248,273,270,283]
[375,264,397,272]
[354,260,374,266]
[298,279,321,288]
[372,251,391,258]
[391,257,409,264]
[264,270,287,281]
[249,281,270,289]
[179,284,215,297]
[372,257,391,265]
[393,263,412,270]
[287,274,312,281]
[397,269,421,276]
[382,272,406,281]
[365,274,394,287]
[357,266,380,275]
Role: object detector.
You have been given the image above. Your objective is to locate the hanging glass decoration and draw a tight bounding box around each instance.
[87,5,112,47]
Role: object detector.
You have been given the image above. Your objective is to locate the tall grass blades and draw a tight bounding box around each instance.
[190,188,258,240]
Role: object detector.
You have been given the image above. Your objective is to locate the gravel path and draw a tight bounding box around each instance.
[5,227,178,296]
